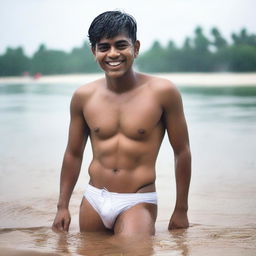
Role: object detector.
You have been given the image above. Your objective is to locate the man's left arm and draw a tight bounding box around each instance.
[160,81,191,230]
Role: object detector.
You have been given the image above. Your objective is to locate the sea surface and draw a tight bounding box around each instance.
[0,79,256,255]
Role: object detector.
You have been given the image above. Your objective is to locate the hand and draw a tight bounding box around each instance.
[168,209,189,230]
[52,208,71,232]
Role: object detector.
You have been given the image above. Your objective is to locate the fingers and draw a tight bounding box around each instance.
[52,218,70,232]
[168,220,189,230]
[52,210,71,233]
[63,218,71,231]
[168,221,177,230]
[52,221,64,232]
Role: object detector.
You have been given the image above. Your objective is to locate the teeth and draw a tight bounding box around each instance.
[108,62,121,66]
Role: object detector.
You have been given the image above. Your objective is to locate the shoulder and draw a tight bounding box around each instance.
[70,77,104,110]
[143,74,182,107]
[71,78,104,103]
[73,78,104,98]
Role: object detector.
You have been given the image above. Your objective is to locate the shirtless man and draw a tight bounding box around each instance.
[52,11,191,236]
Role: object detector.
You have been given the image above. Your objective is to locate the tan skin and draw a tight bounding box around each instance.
[52,34,191,236]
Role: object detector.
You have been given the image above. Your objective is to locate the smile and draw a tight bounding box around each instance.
[106,60,124,67]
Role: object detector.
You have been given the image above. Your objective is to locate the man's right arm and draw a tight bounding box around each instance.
[52,90,89,232]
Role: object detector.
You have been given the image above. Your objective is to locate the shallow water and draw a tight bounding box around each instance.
[0,224,255,255]
[0,81,256,255]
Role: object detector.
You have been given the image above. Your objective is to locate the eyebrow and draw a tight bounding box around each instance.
[97,40,130,47]
[115,40,130,44]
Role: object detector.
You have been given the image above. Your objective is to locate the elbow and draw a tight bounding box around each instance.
[64,148,84,162]
[175,144,191,156]
[174,145,191,162]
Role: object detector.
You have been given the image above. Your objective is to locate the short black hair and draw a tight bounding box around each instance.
[88,11,137,48]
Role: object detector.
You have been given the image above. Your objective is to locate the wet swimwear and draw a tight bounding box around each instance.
[84,184,157,229]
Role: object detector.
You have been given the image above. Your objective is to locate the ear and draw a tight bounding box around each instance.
[91,47,96,56]
[134,40,140,58]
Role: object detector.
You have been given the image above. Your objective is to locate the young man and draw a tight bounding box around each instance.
[52,11,191,236]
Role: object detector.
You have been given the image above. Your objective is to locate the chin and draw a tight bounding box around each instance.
[105,70,127,78]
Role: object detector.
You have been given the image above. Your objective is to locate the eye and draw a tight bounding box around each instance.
[97,44,109,52]
[116,43,129,50]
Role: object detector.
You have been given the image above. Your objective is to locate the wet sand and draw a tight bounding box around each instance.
[0,72,256,86]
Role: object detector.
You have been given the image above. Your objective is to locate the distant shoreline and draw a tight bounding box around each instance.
[0,72,256,86]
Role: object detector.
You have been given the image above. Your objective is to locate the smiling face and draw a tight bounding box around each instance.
[92,34,140,78]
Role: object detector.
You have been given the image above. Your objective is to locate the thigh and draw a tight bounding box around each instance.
[114,203,157,236]
[79,197,107,232]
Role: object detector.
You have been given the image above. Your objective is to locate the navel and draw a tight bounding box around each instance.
[112,168,119,173]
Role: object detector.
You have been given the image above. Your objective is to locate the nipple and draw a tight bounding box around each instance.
[138,129,146,134]
[94,127,100,133]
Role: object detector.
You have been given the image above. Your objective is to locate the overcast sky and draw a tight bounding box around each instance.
[0,0,255,56]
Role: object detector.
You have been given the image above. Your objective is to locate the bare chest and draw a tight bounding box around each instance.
[83,90,163,140]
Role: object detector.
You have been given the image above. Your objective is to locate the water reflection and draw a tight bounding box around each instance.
[1,84,255,123]
[180,86,256,97]
[1,224,255,255]
[0,84,28,94]
[54,231,155,256]
[180,86,256,124]
[0,83,76,96]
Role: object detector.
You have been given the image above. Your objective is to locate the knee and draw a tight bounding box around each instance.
[115,228,155,238]
[114,220,155,236]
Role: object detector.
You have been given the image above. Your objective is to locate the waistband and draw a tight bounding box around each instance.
[86,184,157,199]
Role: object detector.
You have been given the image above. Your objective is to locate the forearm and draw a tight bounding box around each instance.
[174,147,191,211]
[57,151,83,209]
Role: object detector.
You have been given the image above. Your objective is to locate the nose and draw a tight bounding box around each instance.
[108,46,120,58]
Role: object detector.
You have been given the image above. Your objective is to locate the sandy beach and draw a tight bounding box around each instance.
[0,72,256,86]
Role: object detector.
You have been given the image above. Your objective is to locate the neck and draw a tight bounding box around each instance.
[105,69,139,93]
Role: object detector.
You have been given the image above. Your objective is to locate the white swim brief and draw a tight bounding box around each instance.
[84,184,158,229]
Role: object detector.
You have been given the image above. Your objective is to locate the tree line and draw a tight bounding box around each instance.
[0,27,256,76]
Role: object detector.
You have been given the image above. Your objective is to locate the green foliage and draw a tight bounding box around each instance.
[31,44,69,74]
[0,41,100,76]
[68,42,100,73]
[136,27,256,73]
[232,28,256,46]
[211,27,227,50]
[193,26,210,53]
[0,47,30,76]
[30,42,100,75]
[136,41,171,72]
[137,27,215,72]
[0,28,256,76]
[228,45,256,71]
